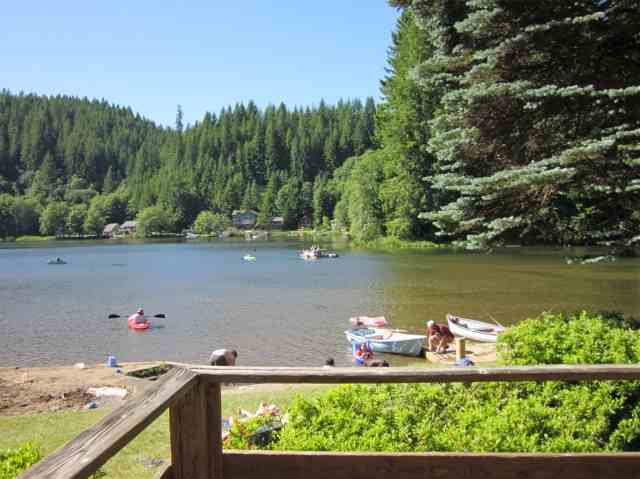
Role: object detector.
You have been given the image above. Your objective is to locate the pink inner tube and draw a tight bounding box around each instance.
[349,316,388,327]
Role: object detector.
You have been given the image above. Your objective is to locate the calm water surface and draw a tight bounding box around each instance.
[0,240,638,367]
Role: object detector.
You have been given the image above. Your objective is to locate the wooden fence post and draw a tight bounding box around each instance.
[170,379,222,479]
[455,338,466,362]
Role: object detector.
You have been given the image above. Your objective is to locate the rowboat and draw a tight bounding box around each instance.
[345,327,426,357]
[446,314,505,343]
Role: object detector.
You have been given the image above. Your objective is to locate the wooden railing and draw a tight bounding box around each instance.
[19,364,640,479]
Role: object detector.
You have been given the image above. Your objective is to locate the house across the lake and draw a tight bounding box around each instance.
[232,210,258,229]
[120,220,138,236]
[269,216,284,229]
[103,223,120,238]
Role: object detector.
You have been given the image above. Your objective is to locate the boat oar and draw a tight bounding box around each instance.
[107,313,166,319]
[487,313,505,329]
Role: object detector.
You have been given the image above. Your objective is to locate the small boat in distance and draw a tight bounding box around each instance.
[300,245,339,260]
[447,314,505,343]
[345,327,426,357]
[185,232,198,240]
[47,257,67,265]
[243,254,257,262]
[300,246,321,260]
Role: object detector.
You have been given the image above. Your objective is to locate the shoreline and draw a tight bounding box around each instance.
[1,343,497,417]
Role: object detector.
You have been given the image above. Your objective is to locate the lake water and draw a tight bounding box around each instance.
[0,240,638,367]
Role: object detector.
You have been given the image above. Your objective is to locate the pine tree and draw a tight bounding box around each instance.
[415,0,640,250]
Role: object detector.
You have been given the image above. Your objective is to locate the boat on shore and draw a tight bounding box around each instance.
[345,327,426,357]
[185,232,199,240]
[447,314,505,343]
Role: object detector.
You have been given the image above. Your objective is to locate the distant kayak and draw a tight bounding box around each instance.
[47,258,67,265]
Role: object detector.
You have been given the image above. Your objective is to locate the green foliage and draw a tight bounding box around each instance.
[136,205,175,237]
[225,416,278,450]
[192,211,230,235]
[333,151,386,241]
[83,195,109,236]
[0,91,377,234]
[0,443,41,479]
[0,194,16,239]
[66,204,88,235]
[12,198,39,236]
[39,201,68,236]
[497,311,640,366]
[274,311,640,453]
[408,1,640,250]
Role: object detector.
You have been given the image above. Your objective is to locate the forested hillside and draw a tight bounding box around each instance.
[1,0,638,250]
[0,91,375,237]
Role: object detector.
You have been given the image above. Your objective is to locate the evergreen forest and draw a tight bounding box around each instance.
[0,0,638,253]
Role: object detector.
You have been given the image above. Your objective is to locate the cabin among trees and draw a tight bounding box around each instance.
[119,220,138,236]
[269,216,284,229]
[102,223,120,238]
[232,210,258,229]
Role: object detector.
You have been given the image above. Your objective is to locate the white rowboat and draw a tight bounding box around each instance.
[447,314,505,343]
[345,327,426,357]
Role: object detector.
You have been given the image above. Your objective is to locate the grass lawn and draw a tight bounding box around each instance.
[0,384,330,479]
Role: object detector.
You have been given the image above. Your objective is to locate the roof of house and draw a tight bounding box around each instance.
[103,223,120,233]
[121,221,138,228]
[232,209,258,217]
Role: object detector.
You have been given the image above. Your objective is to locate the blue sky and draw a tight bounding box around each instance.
[2,1,399,127]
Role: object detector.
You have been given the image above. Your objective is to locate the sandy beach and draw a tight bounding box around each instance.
[0,342,497,416]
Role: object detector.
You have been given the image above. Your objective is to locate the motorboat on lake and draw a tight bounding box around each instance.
[447,314,505,343]
[345,327,426,357]
[243,254,257,262]
[300,245,339,260]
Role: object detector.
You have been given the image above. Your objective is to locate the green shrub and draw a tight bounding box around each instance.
[0,443,41,479]
[497,310,640,365]
[225,416,280,450]
[273,311,640,453]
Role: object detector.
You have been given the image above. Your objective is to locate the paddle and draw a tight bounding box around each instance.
[487,313,505,329]
[108,313,166,319]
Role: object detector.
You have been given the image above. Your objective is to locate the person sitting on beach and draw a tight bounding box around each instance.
[209,349,238,366]
[354,343,373,363]
[427,320,454,353]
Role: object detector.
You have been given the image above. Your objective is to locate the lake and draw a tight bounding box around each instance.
[0,240,638,367]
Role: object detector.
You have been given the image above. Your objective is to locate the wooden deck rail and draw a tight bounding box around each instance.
[19,364,640,479]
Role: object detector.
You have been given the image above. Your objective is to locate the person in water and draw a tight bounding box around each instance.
[427,320,454,353]
[132,308,146,324]
[209,349,238,366]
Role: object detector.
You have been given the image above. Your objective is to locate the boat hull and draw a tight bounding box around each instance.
[447,314,505,343]
[345,328,425,357]
[128,318,150,330]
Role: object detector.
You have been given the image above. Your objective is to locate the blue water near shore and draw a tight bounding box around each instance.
[0,240,638,367]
